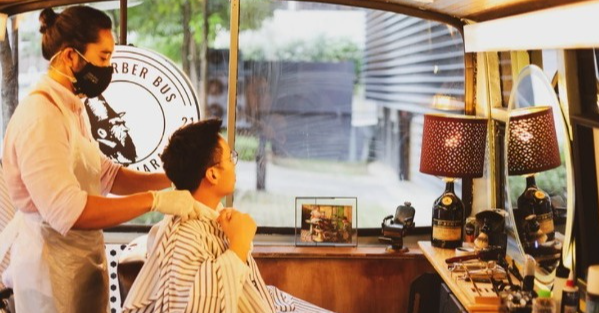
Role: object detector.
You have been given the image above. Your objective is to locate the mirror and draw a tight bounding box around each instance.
[505,64,573,287]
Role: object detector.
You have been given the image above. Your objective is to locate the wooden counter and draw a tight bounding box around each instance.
[418,241,503,313]
[253,245,434,313]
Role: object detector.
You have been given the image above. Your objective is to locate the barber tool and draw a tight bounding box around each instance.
[498,255,517,289]
[522,255,536,293]
[455,246,476,256]
[475,209,507,254]
[379,201,415,252]
[464,267,482,296]
[460,265,503,306]
[500,288,535,312]
[445,245,503,264]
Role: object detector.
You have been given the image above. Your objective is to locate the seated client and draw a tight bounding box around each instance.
[122,119,331,313]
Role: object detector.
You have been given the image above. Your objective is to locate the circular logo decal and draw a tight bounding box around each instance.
[84,46,200,172]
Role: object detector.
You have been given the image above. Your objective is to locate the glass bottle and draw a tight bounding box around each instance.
[532,289,556,313]
[431,180,463,249]
[517,175,555,243]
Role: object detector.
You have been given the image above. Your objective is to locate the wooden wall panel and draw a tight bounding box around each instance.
[254,252,434,313]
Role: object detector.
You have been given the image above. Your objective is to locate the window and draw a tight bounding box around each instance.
[234,0,465,228]
[3,1,466,230]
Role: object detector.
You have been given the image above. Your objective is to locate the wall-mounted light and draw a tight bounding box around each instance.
[464,0,599,52]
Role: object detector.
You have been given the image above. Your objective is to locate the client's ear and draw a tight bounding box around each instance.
[206,167,219,184]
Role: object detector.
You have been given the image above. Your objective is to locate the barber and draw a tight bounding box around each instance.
[0,6,200,313]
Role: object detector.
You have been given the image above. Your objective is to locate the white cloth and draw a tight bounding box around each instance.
[2,75,120,235]
[0,163,16,289]
[0,77,116,312]
[123,201,333,313]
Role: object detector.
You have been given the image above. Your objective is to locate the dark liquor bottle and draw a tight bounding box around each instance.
[431,181,463,249]
[517,175,555,243]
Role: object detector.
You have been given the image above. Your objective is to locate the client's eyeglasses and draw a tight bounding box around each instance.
[231,150,238,165]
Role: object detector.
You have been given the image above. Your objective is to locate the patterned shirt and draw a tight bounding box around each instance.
[123,201,332,313]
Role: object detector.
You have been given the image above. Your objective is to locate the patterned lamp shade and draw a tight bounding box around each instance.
[507,106,561,176]
[420,114,488,178]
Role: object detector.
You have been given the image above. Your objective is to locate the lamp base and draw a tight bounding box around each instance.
[431,180,464,249]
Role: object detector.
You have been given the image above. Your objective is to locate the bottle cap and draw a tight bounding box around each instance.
[565,270,576,288]
[537,289,551,298]
[588,265,599,295]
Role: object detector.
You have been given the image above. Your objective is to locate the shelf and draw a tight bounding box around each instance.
[418,241,503,313]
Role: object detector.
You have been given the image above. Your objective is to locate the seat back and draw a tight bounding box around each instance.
[0,163,16,312]
[407,272,442,313]
[0,163,15,284]
[117,233,149,307]
[117,260,145,306]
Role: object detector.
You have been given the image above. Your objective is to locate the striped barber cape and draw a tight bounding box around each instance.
[122,201,332,313]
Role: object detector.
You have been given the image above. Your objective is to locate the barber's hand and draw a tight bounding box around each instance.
[150,190,201,222]
[217,211,256,262]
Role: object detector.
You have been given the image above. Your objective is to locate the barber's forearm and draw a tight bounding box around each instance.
[72,192,153,229]
[111,167,171,195]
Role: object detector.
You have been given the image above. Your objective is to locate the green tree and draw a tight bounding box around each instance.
[122,0,272,116]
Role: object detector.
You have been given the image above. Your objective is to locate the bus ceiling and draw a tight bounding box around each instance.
[0,0,594,23]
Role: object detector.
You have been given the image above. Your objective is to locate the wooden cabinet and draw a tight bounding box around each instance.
[253,246,433,313]
[439,283,468,313]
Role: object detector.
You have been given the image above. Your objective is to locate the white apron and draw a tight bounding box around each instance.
[0,90,108,313]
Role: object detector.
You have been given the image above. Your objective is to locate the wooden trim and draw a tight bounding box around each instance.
[298,0,464,33]
[253,245,425,260]
[119,0,127,45]
[571,123,599,275]
[570,49,599,277]
[1,0,465,33]
[0,0,110,15]
[571,114,599,128]
[462,52,476,217]
[225,0,240,207]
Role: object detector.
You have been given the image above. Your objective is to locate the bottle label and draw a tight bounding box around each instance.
[432,219,462,241]
[563,305,577,313]
[588,299,599,313]
[537,212,555,234]
[441,196,453,206]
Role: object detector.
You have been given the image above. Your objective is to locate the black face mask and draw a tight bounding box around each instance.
[72,50,113,98]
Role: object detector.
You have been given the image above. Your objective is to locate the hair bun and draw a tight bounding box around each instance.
[39,8,58,34]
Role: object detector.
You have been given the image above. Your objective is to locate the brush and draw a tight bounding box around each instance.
[522,254,536,292]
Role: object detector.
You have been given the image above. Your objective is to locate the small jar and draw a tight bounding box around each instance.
[464,216,477,245]
[532,289,555,313]
[587,265,599,313]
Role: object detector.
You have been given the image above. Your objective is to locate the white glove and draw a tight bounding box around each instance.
[150,190,200,222]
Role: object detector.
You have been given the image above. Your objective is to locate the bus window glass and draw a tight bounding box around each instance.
[5,1,465,229]
[233,0,465,228]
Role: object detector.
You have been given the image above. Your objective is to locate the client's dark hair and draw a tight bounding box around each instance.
[161,119,223,192]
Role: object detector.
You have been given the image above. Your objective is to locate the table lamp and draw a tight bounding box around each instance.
[507,106,561,252]
[420,113,488,249]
